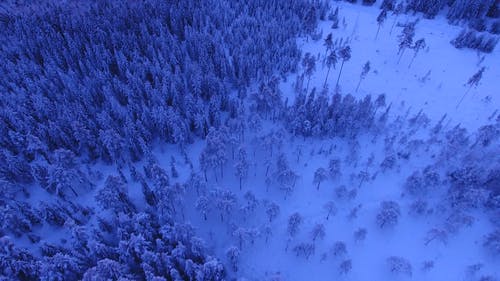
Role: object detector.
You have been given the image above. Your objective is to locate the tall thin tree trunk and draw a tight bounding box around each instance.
[408,54,417,68]
[358,175,366,189]
[335,60,345,87]
[397,48,406,64]
[306,76,311,93]
[355,77,363,92]
[456,86,472,109]
[324,66,331,88]
[375,25,381,40]
[389,16,398,35]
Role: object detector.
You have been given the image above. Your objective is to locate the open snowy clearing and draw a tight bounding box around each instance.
[174,2,500,280]
[282,2,499,131]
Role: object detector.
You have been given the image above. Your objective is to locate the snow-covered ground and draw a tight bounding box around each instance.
[173,135,497,280]
[282,2,499,131]
[169,2,500,280]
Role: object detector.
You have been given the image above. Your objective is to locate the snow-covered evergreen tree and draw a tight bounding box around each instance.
[376,201,401,228]
[336,45,352,87]
[287,212,303,237]
[398,21,417,63]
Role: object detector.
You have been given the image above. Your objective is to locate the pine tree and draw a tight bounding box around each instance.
[95,175,135,214]
[324,50,338,88]
[287,212,303,237]
[390,2,405,35]
[232,228,249,249]
[408,38,426,68]
[336,45,351,87]
[339,259,352,274]
[195,195,211,220]
[226,246,240,272]
[82,259,128,280]
[387,256,413,276]
[199,127,228,182]
[397,21,416,64]
[456,67,485,108]
[274,153,298,198]
[302,53,317,92]
[324,33,334,58]
[240,191,259,220]
[324,201,337,220]
[354,228,367,242]
[332,241,347,256]
[381,0,396,10]
[211,189,236,222]
[293,242,315,259]
[234,147,249,190]
[170,156,179,178]
[376,201,401,228]
[311,223,326,241]
[313,167,328,190]
[330,7,339,29]
[265,201,280,222]
[328,158,342,179]
[356,61,371,92]
[376,9,388,40]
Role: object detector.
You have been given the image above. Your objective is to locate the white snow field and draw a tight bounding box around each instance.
[282,2,499,131]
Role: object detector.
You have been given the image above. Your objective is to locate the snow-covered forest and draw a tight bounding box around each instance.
[0,0,498,280]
